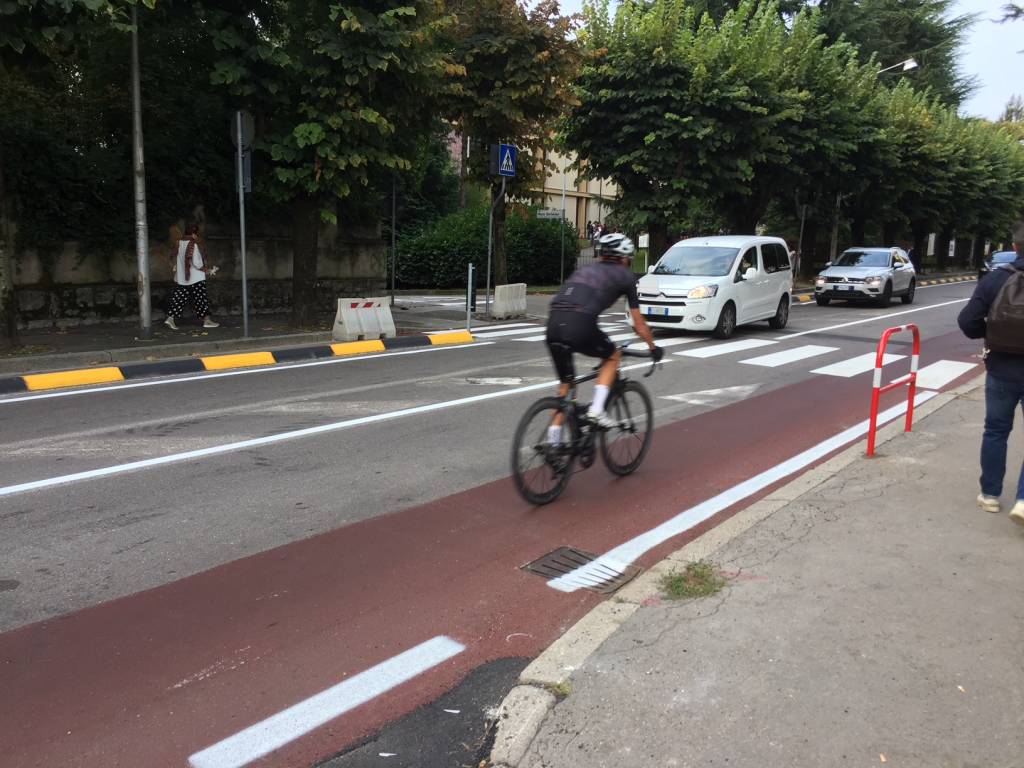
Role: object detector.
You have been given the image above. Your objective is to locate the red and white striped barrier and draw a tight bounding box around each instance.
[867,323,920,457]
[332,296,397,341]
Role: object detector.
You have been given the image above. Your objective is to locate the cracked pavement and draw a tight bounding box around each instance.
[521,386,1024,768]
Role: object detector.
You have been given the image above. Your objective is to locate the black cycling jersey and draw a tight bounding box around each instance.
[550,260,640,317]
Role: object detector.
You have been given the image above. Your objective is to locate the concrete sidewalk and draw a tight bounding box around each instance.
[496,379,1024,768]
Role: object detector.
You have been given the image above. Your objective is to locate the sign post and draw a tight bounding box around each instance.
[466,262,475,331]
[486,143,516,316]
[232,111,254,337]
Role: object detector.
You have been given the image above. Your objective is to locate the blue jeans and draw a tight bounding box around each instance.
[980,374,1024,500]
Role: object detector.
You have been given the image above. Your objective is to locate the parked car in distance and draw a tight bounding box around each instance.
[629,235,793,339]
[814,247,915,307]
[978,250,1018,281]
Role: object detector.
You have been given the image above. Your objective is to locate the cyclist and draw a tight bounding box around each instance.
[545,232,661,440]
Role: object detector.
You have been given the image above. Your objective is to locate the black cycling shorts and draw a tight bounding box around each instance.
[545,310,615,383]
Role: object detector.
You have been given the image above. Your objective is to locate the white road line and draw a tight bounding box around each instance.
[0,343,497,405]
[471,326,544,339]
[606,332,639,342]
[0,361,663,496]
[675,339,777,358]
[513,334,548,342]
[915,360,977,390]
[628,337,700,351]
[547,392,938,593]
[810,352,904,378]
[739,345,839,368]
[430,322,532,333]
[780,298,969,340]
[187,636,464,768]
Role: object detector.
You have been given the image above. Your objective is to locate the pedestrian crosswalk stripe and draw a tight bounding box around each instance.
[627,337,700,351]
[514,334,549,342]
[472,325,543,339]
[914,360,977,390]
[739,345,839,368]
[606,332,639,342]
[810,352,904,378]
[675,339,777,358]
[458,322,534,332]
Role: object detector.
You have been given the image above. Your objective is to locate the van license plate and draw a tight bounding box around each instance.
[647,307,669,317]
[845,285,855,291]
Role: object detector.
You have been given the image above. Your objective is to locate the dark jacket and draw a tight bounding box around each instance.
[957,256,1024,384]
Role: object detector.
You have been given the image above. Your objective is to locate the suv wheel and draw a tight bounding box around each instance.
[875,281,892,308]
[712,302,736,339]
[768,296,789,329]
[815,294,831,307]
[901,279,915,305]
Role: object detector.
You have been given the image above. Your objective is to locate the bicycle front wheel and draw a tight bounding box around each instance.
[511,397,577,505]
[600,380,654,476]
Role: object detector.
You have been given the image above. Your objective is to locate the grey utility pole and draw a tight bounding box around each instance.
[131,6,151,338]
[560,156,567,284]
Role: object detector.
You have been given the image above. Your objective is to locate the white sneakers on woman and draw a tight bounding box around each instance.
[977,494,1024,525]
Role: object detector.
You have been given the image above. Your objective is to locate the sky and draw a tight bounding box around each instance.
[555,0,1021,120]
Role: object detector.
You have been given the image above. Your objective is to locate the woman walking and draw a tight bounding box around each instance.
[165,224,219,330]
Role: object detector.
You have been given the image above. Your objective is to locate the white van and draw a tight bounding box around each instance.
[631,235,793,339]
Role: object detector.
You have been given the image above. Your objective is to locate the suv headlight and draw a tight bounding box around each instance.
[687,285,718,299]
[867,275,883,286]
[815,275,827,285]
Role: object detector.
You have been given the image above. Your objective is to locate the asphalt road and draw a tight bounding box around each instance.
[0,281,983,768]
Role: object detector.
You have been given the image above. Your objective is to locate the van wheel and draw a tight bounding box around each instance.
[815,295,830,307]
[768,296,789,329]
[712,302,736,339]
[901,279,915,304]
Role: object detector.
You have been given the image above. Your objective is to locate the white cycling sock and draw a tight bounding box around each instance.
[547,425,563,444]
[588,384,610,415]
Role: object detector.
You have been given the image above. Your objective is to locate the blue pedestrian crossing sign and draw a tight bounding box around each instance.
[498,143,517,177]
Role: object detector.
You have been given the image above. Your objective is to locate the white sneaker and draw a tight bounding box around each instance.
[977,494,1001,513]
[586,411,619,430]
[1010,501,1024,527]
[164,317,178,330]
[203,319,220,328]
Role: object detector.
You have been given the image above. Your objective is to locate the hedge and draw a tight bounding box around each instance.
[396,205,579,288]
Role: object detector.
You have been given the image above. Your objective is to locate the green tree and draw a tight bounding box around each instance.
[444,0,579,286]
[205,1,454,327]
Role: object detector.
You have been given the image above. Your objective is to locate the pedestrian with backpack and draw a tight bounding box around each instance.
[957,243,1024,525]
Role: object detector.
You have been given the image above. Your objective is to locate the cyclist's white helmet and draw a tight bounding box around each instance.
[597,232,635,259]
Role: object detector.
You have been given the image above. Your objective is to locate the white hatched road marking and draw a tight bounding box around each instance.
[810,352,904,378]
[440,322,533,333]
[628,337,701,351]
[188,636,465,768]
[739,345,839,368]
[915,360,978,390]
[471,326,544,339]
[514,334,549,342]
[675,339,777,358]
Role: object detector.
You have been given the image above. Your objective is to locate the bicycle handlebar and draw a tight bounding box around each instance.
[620,344,664,377]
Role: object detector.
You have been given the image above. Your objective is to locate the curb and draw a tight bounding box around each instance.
[487,372,986,767]
[792,274,975,303]
[0,330,476,395]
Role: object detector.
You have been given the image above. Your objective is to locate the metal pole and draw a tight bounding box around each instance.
[485,177,505,315]
[390,175,396,301]
[236,111,249,338]
[560,156,567,284]
[466,262,474,331]
[130,7,151,339]
[797,203,807,279]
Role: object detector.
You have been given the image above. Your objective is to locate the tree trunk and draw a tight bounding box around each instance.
[850,214,866,247]
[972,235,987,269]
[648,220,670,264]
[935,226,953,272]
[291,193,320,328]
[911,225,928,273]
[802,216,821,269]
[882,221,899,246]
[492,180,508,286]
[0,146,18,350]
[458,133,468,210]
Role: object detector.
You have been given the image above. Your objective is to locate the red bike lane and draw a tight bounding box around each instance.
[0,330,979,768]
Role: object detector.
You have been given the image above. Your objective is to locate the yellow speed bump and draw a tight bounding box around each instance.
[429,330,475,346]
[201,351,276,371]
[24,367,125,391]
[331,340,386,356]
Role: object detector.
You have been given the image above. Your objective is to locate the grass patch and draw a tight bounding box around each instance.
[660,561,727,600]
[545,681,572,699]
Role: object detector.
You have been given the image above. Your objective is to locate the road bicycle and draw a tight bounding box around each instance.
[511,346,660,505]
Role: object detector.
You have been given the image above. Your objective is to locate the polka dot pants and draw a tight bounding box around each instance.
[168,282,210,319]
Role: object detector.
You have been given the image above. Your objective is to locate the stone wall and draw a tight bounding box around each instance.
[12,222,387,327]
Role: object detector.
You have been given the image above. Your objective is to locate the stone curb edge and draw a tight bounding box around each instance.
[791,274,976,303]
[487,372,986,768]
[0,331,476,394]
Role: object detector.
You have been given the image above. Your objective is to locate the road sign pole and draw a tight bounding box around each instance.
[486,190,493,316]
[466,262,474,332]
[560,157,567,284]
[236,111,249,338]
[130,7,151,340]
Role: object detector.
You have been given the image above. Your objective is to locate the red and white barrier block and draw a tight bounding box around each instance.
[866,323,920,457]
[332,297,397,341]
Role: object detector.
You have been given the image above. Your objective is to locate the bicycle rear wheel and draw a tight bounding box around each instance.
[599,380,654,476]
[511,397,578,505]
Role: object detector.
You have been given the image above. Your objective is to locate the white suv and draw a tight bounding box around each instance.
[631,235,793,339]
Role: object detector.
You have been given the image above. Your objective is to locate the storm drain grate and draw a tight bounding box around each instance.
[521,546,642,595]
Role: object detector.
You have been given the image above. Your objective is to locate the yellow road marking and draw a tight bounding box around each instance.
[201,352,276,371]
[23,367,125,391]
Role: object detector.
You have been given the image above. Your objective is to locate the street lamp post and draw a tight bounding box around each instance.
[878,58,918,74]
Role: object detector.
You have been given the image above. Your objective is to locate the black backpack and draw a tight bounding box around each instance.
[986,265,1024,355]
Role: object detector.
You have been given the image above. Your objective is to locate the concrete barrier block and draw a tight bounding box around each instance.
[332,297,396,341]
[492,283,527,319]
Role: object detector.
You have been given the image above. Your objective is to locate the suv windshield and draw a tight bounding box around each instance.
[992,252,1017,264]
[835,250,889,268]
[654,246,739,277]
